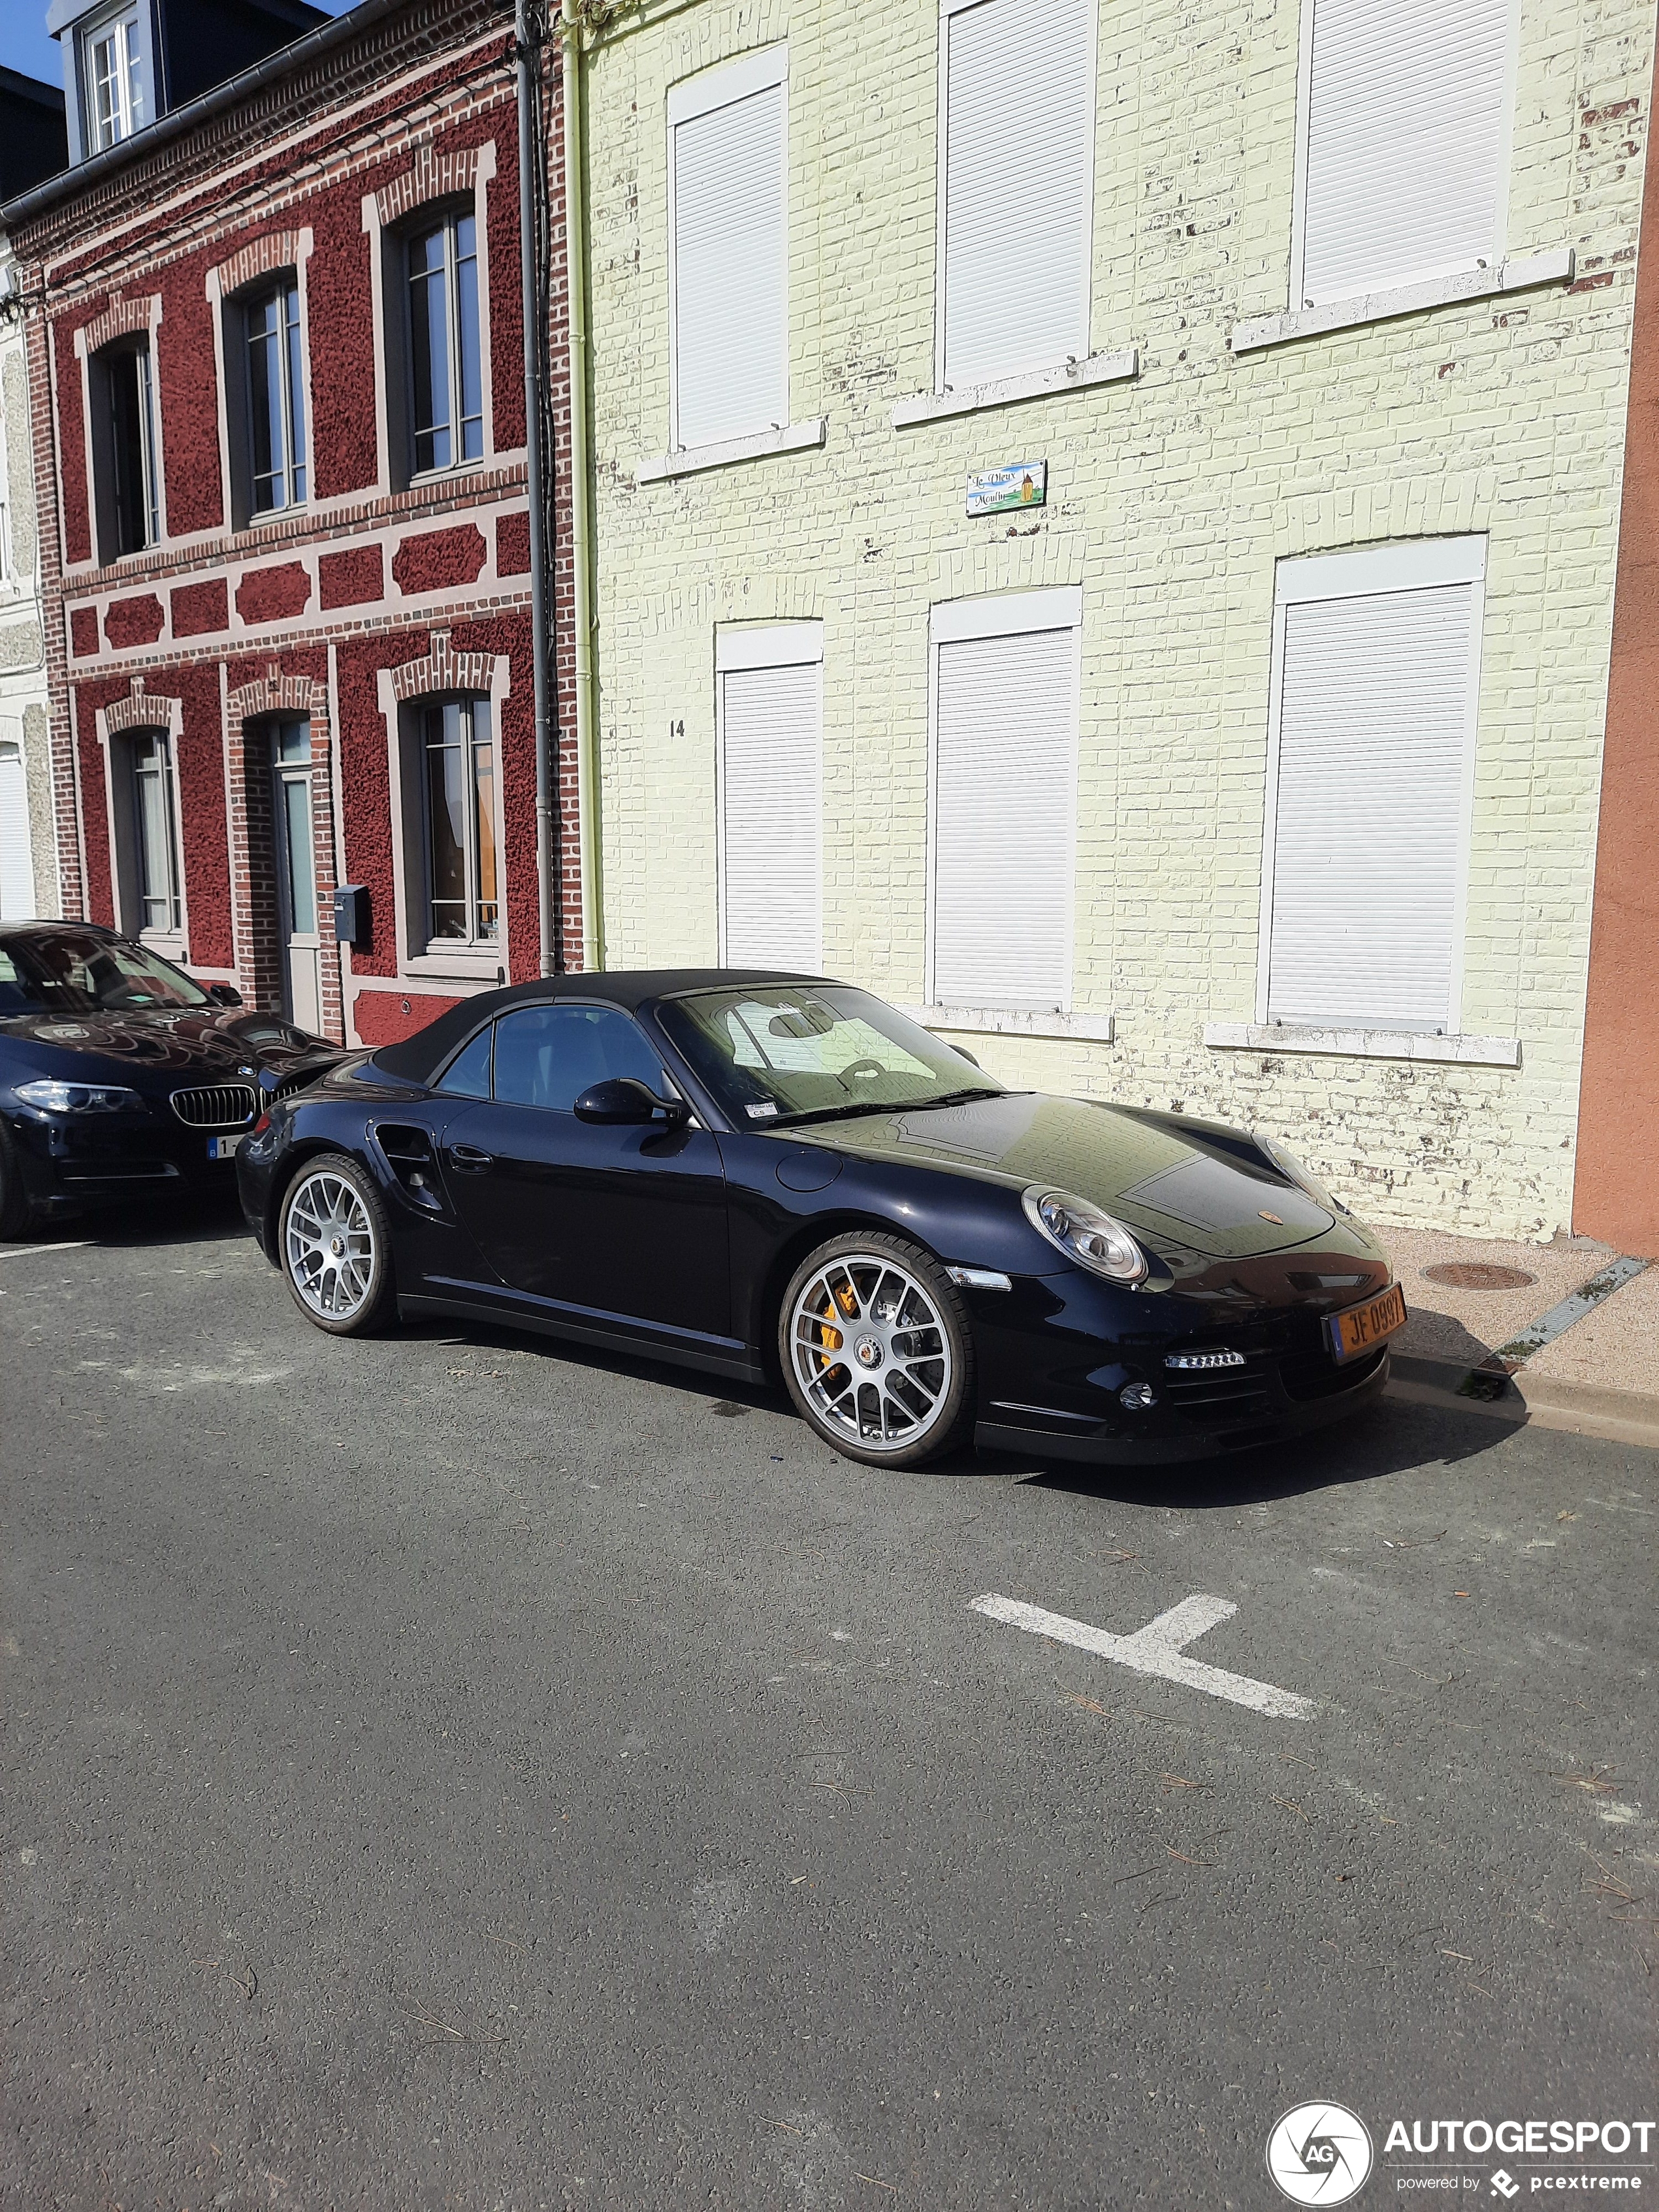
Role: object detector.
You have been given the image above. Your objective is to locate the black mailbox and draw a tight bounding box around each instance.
[333,884,369,948]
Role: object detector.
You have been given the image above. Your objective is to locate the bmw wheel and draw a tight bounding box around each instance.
[280,1153,395,1336]
[779,1231,974,1468]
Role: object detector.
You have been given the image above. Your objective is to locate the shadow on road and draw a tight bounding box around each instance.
[0,1191,250,1255]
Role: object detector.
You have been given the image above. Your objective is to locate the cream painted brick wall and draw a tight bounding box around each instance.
[580,0,1656,1241]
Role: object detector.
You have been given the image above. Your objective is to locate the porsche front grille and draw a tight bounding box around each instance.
[170,1083,258,1130]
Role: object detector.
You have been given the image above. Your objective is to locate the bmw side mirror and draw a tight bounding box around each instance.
[574,1077,689,1127]
[207,983,244,1007]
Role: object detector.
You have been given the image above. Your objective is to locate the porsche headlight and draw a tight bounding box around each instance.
[1022,1187,1148,1284]
[14,1078,144,1115]
[1257,1136,1350,1215]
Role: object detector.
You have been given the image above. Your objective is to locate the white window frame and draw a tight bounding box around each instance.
[926,586,1082,1013]
[80,1,145,152]
[412,695,504,957]
[1255,537,1488,1036]
[666,44,790,457]
[1287,0,1521,314]
[715,620,824,971]
[402,206,487,481]
[242,274,309,516]
[931,0,1099,399]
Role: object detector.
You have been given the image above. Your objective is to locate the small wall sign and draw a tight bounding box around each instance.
[967,460,1047,517]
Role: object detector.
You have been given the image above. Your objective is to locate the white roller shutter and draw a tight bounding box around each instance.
[1266,579,1481,1031]
[671,54,788,450]
[0,741,32,922]
[719,652,822,971]
[941,0,1096,391]
[931,615,1077,1009]
[1300,0,1513,305]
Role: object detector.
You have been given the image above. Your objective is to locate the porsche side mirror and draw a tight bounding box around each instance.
[573,1077,688,1126]
[954,1044,980,1068]
[207,982,244,1007]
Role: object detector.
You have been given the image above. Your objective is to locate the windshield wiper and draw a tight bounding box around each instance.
[769,1085,1008,1129]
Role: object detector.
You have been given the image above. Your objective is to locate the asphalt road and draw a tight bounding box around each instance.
[1,1200,1652,2211]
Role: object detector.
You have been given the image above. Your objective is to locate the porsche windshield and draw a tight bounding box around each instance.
[658,986,1005,1126]
[0,933,210,1016]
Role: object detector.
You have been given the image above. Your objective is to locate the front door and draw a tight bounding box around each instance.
[271,719,322,1031]
[442,1001,733,1349]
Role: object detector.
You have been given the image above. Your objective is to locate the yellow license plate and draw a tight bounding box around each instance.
[1325,1281,1407,1362]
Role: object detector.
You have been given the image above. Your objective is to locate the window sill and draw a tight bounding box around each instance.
[901,1004,1115,1044]
[404,950,506,984]
[636,419,828,483]
[1228,250,1576,356]
[891,348,1140,428]
[1204,1021,1521,1068]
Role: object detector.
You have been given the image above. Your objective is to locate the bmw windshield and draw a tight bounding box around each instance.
[657,985,1007,1127]
[0,932,210,1016]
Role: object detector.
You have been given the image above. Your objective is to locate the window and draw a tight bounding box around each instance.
[419,697,498,948]
[82,3,144,152]
[406,212,483,474]
[93,340,159,560]
[128,728,180,935]
[717,623,822,971]
[937,0,1096,392]
[245,279,307,513]
[1262,540,1486,1032]
[436,1022,493,1098]
[1297,0,1514,307]
[0,737,32,921]
[669,48,788,450]
[928,590,1080,1011]
[491,1004,669,1113]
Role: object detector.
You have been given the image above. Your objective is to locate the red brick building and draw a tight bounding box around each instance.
[5,0,579,1050]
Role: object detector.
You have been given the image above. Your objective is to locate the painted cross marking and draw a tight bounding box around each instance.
[970,1592,1315,1720]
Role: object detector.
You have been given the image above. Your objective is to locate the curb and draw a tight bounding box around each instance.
[1388,1354,1659,1451]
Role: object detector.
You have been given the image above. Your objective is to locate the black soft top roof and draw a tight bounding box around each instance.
[368,969,831,1087]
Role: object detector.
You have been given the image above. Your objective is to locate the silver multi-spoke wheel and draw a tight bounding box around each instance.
[285,1167,378,1321]
[787,1247,956,1457]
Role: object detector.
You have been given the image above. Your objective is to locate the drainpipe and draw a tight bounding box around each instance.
[516,0,562,974]
[561,0,604,969]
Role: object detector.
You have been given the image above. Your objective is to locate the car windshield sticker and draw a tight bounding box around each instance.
[745,1100,779,1118]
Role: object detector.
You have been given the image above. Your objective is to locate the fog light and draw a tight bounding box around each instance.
[1119,1382,1157,1411]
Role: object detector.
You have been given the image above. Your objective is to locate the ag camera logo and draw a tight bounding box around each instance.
[1267,2102,1375,2204]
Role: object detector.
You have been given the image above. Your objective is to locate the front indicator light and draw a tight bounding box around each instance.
[1022,1186,1149,1285]
[14,1078,144,1115]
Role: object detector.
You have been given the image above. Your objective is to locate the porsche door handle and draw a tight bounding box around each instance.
[447,1144,496,1173]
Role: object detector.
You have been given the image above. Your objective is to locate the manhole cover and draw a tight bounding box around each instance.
[1421,1262,1538,1290]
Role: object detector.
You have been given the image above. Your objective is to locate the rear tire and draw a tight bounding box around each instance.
[778,1230,975,1468]
[0,1123,39,1242]
[279,1153,396,1336]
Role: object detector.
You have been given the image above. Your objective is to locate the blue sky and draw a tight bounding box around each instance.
[0,3,354,93]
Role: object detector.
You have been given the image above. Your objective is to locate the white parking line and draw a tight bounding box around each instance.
[970,1591,1315,1720]
[0,1243,90,1260]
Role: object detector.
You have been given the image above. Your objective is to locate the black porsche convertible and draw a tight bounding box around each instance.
[235,970,1406,1468]
[0,920,341,1238]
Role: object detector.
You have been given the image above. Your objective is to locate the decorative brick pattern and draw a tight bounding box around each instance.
[103,595,167,649]
[210,230,306,299]
[69,607,100,657]
[172,579,230,637]
[374,142,483,229]
[101,677,176,736]
[74,293,159,357]
[235,562,313,624]
[391,524,489,593]
[318,545,384,609]
[387,627,498,701]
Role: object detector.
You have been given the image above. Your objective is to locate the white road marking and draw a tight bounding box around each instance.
[970,1591,1315,1720]
[0,1242,91,1260]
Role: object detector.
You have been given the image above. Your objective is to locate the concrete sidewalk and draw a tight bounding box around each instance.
[1377,1222,1658,1448]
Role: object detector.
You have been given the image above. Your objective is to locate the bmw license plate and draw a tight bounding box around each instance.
[1325,1281,1407,1362]
[208,1134,244,1161]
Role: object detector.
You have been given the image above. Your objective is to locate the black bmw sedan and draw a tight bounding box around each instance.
[236,970,1406,1469]
[0,921,342,1239]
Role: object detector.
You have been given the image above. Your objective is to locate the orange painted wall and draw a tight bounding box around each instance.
[1575,80,1659,1257]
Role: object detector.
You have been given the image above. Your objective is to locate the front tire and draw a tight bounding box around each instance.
[778,1231,975,1468]
[279,1153,396,1336]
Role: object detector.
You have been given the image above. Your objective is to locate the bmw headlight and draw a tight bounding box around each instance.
[1022,1187,1148,1285]
[1257,1135,1350,1215]
[14,1078,144,1115]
